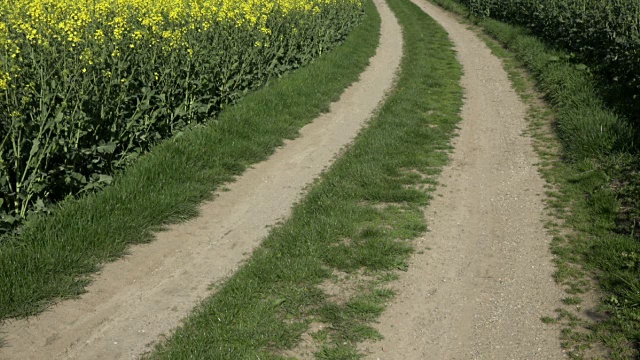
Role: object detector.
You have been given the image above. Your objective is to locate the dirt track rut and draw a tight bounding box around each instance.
[0,1,402,358]
[362,1,566,359]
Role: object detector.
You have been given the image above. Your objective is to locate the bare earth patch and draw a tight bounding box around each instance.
[320,270,378,306]
[276,322,328,360]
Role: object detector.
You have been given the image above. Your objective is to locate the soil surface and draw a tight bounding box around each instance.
[361,1,567,359]
[0,1,402,358]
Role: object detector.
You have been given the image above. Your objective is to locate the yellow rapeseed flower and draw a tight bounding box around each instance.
[0,0,361,91]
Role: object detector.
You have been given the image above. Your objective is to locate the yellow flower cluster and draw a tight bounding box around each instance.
[0,0,361,91]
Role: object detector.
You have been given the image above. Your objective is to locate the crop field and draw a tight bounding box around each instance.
[0,0,362,233]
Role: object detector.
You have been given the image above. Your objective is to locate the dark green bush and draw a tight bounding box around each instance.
[458,0,640,123]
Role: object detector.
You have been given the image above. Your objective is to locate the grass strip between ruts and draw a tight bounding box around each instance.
[428,0,640,358]
[0,1,380,320]
[148,0,463,358]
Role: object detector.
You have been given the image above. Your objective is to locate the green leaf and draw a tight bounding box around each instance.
[34,198,46,211]
[272,298,287,307]
[96,142,117,154]
[98,174,113,185]
[1,214,17,224]
[71,172,86,183]
[30,139,40,157]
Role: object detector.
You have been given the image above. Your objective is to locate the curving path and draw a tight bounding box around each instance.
[362,1,566,359]
[0,1,403,358]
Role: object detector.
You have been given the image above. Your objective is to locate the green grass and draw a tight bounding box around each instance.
[0,1,380,321]
[147,0,463,358]
[428,0,640,358]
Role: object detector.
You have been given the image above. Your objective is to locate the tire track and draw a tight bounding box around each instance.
[362,1,566,359]
[0,1,403,358]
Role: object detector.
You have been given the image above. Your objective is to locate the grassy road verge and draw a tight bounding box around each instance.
[0,2,379,320]
[429,0,640,357]
[148,0,463,358]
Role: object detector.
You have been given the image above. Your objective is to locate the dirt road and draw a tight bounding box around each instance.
[362,1,566,359]
[0,1,402,358]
